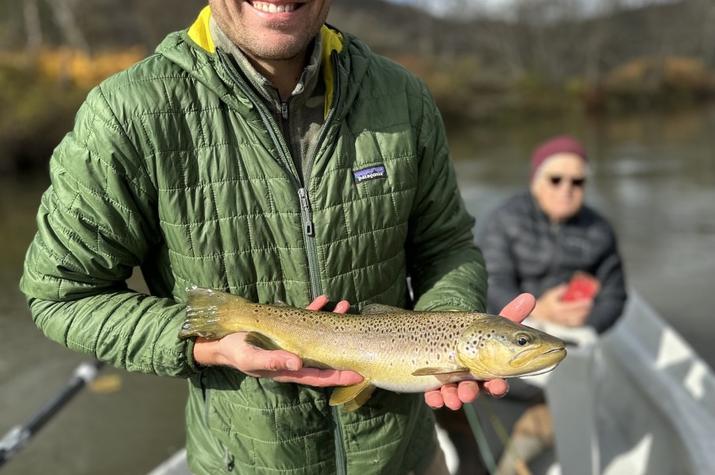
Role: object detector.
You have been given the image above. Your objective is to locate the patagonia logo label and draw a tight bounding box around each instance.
[353,165,387,183]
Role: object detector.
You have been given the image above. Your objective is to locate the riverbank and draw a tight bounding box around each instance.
[0,48,144,173]
[2,48,715,174]
[399,54,715,124]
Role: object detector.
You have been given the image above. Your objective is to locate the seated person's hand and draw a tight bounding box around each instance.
[423,293,537,410]
[532,284,593,327]
[192,295,363,387]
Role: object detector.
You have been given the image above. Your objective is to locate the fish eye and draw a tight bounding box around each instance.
[516,333,532,346]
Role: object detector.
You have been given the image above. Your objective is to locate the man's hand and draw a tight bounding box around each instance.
[192,295,363,387]
[423,293,537,410]
[532,284,593,327]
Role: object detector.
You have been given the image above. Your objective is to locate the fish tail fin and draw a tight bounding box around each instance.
[179,287,251,340]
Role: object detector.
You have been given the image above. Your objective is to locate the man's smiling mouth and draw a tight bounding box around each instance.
[248,1,303,13]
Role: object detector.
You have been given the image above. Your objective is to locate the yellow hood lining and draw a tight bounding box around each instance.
[187,6,343,117]
[187,6,215,53]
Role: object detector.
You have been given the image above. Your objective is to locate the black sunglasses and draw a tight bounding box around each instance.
[548,175,586,188]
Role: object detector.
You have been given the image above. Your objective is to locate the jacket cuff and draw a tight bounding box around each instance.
[183,337,201,374]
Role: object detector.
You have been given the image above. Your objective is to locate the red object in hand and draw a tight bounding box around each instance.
[561,272,600,301]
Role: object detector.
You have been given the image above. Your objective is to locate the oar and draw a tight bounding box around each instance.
[0,360,105,468]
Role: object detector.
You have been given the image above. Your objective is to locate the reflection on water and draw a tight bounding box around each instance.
[0,107,713,474]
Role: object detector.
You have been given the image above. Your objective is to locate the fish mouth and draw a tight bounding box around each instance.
[509,346,567,368]
[543,347,567,357]
[518,362,560,378]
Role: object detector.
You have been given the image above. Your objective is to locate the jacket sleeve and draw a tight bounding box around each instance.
[475,208,522,314]
[587,225,628,333]
[19,85,197,378]
[407,85,487,312]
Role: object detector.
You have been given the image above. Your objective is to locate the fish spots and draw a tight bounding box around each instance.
[462,341,478,357]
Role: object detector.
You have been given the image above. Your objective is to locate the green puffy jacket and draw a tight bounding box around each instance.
[21,7,487,475]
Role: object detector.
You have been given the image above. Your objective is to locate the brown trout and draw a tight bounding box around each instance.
[179,287,567,411]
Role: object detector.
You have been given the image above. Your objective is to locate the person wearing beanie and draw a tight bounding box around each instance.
[465,135,628,473]
[478,134,626,331]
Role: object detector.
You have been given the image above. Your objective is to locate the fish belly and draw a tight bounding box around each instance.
[373,372,477,393]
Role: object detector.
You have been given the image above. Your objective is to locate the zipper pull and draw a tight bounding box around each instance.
[281,101,288,120]
[298,188,315,237]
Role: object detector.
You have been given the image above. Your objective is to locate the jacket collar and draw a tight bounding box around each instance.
[186,5,343,117]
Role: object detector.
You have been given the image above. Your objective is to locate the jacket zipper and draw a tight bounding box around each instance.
[316,51,347,475]
[298,187,321,299]
[217,48,347,475]
[332,406,347,475]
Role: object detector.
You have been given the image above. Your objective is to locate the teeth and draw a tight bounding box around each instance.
[252,2,297,13]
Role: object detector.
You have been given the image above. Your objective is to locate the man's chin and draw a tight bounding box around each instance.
[243,39,307,62]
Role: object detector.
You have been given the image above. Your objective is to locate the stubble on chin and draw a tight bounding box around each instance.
[211,0,329,61]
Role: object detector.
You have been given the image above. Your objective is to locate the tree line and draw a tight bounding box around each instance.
[1,0,714,172]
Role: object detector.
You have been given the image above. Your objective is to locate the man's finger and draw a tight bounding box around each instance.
[306,294,330,311]
[483,378,509,398]
[456,380,480,403]
[333,299,350,314]
[499,293,536,323]
[270,368,363,387]
[239,346,303,372]
[424,390,444,409]
[440,384,461,410]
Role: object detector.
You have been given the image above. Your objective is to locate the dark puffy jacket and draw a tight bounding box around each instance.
[476,191,627,332]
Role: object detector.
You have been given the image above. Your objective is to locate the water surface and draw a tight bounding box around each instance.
[0,107,713,474]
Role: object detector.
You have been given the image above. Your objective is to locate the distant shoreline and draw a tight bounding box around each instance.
[2,48,714,174]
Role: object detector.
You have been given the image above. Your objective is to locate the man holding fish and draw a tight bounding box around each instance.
[20,1,564,473]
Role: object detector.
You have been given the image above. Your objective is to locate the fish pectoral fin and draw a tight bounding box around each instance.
[412,367,469,376]
[329,380,375,412]
[361,303,408,314]
[244,332,280,351]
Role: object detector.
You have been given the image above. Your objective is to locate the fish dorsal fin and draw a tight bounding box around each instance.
[361,303,408,315]
[187,286,252,306]
[329,380,375,412]
[412,367,469,376]
[244,332,280,351]
[273,299,289,307]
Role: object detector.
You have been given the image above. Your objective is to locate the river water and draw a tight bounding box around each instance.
[0,108,713,474]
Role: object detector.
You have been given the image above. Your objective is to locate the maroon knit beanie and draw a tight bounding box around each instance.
[530,135,587,180]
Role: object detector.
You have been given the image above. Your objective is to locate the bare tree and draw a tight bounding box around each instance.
[46,0,89,52]
[583,0,624,85]
[23,0,43,52]
[696,0,715,67]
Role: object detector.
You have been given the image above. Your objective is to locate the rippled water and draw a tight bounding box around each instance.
[0,108,713,474]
